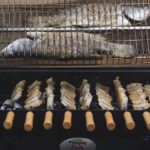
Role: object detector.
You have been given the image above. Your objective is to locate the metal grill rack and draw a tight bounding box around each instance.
[0,0,150,67]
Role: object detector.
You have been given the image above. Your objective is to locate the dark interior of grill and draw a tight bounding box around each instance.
[0,68,149,150]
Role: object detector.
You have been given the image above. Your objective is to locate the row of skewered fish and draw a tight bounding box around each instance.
[1,77,150,111]
[1,3,150,58]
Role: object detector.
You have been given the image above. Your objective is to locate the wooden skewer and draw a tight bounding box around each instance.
[85,111,95,132]
[104,111,116,131]
[43,111,53,129]
[143,111,150,130]
[63,111,72,129]
[24,111,34,132]
[3,111,15,130]
[123,111,135,130]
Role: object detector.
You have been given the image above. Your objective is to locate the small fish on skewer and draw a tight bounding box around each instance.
[11,80,26,101]
[24,80,43,110]
[60,81,76,110]
[79,79,93,110]
[113,76,128,110]
[46,78,55,110]
[0,80,25,110]
[127,83,150,110]
[96,83,114,110]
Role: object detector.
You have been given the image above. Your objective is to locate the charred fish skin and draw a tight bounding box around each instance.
[127,83,150,110]
[46,77,55,110]
[24,80,43,110]
[79,79,93,110]
[1,31,136,58]
[30,32,136,58]
[60,81,76,110]
[96,83,114,110]
[25,4,131,27]
[11,80,26,101]
[113,76,128,110]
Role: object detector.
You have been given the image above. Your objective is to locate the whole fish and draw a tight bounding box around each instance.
[30,32,136,58]
[1,32,136,58]
[26,4,131,27]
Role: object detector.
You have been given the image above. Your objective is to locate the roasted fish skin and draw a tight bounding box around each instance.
[96,83,114,110]
[79,79,93,110]
[113,76,128,110]
[127,83,150,110]
[60,81,76,110]
[30,32,136,58]
[11,80,26,101]
[1,31,136,58]
[24,80,43,110]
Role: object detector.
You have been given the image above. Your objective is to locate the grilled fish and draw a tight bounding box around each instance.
[79,79,92,110]
[96,83,114,110]
[113,76,128,110]
[26,4,150,28]
[24,80,43,110]
[60,81,76,110]
[26,4,131,27]
[1,31,136,58]
[11,80,26,101]
[127,83,150,110]
[46,77,55,110]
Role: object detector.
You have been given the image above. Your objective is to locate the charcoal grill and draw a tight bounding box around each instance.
[0,0,150,150]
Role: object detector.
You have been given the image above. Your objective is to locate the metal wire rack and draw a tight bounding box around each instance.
[0,0,150,67]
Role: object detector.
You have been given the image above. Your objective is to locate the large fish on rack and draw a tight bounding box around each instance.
[25,4,150,27]
[1,32,136,58]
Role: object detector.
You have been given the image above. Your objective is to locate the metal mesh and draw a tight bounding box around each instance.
[0,0,150,67]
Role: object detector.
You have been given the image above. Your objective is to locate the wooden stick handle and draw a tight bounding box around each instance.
[63,111,72,129]
[123,111,135,130]
[24,111,34,132]
[43,111,53,129]
[3,111,15,130]
[104,111,116,131]
[85,111,95,132]
[143,111,150,130]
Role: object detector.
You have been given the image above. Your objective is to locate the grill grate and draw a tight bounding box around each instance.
[0,0,150,67]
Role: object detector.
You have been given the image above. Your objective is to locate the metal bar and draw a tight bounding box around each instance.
[1,26,150,32]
